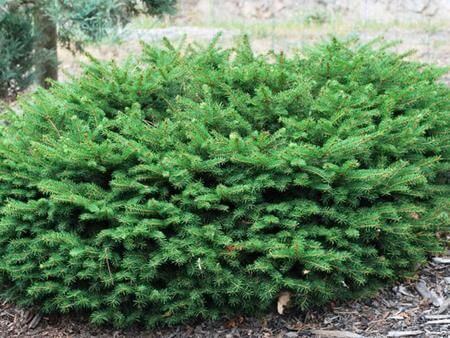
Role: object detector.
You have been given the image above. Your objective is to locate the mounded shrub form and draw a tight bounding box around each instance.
[0,38,449,327]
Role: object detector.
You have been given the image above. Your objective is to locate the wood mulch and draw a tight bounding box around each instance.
[1,255,448,338]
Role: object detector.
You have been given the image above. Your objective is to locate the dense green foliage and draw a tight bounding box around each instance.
[0,10,35,98]
[0,37,448,327]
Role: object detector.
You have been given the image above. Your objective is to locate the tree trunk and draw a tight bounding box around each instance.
[34,6,58,88]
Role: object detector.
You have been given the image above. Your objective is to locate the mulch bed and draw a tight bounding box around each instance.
[1,255,448,338]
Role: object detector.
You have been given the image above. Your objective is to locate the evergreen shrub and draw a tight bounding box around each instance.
[0,37,448,327]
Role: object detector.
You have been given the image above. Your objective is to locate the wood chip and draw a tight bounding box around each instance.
[432,257,450,264]
[28,313,42,329]
[224,316,244,329]
[396,286,414,297]
[388,315,405,320]
[424,314,450,320]
[386,331,423,337]
[437,298,450,314]
[310,329,365,337]
[415,281,443,306]
[425,319,450,325]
